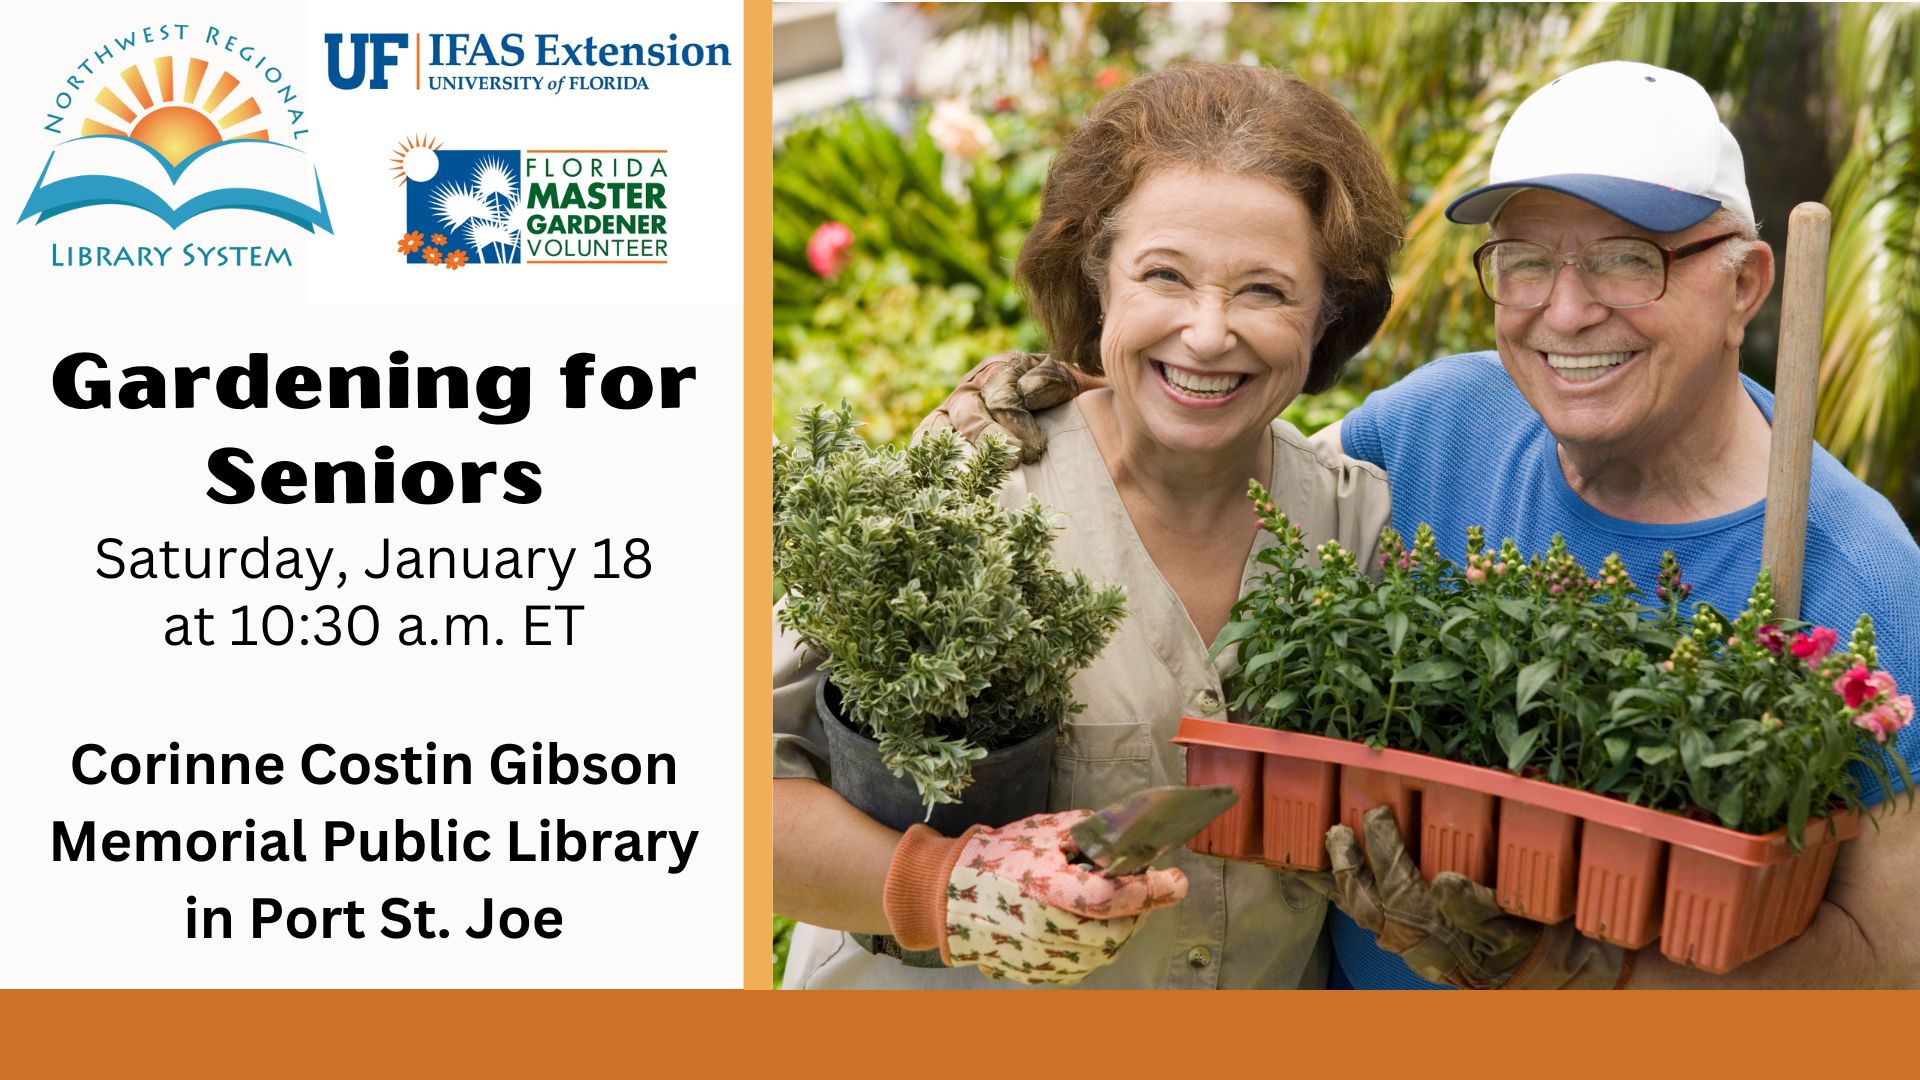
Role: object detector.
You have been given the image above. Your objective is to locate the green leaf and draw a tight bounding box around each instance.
[1262,687,1302,718]
[1335,662,1380,698]
[1494,712,1519,758]
[1392,658,1465,684]
[1516,658,1557,713]
[1386,610,1410,655]
[1506,725,1543,773]
[1788,772,1814,845]
[1481,635,1514,677]
[1635,745,1677,765]
[1595,758,1635,791]
[1716,786,1746,829]
[1681,729,1714,790]
[1701,749,1751,768]
[1206,619,1258,661]
[1241,649,1283,677]
[1604,735,1630,766]
[1611,688,1666,710]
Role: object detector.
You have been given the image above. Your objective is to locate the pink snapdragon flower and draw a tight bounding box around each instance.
[1892,694,1916,728]
[1754,623,1785,655]
[1868,669,1899,699]
[807,222,854,278]
[1791,626,1838,661]
[1856,705,1902,744]
[1834,664,1876,709]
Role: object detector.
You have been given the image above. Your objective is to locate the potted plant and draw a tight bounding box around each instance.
[773,403,1127,835]
[1178,480,1912,973]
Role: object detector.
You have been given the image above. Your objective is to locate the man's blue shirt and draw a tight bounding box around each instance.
[1330,351,1920,990]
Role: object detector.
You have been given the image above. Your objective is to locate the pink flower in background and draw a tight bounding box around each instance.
[1791,626,1838,661]
[928,99,996,161]
[1835,664,1876,709]
[1868,669,1900,699]
[1095,65,1124,91]
[1890,694,1916,728]
[1754,623,1785,655]
[1856,705,1901,744]
[807,222,853,278]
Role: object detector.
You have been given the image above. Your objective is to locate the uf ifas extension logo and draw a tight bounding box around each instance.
[22,37,328,232]
[390,137,667,270]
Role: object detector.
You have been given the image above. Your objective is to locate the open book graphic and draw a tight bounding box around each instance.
[18,135,331,232]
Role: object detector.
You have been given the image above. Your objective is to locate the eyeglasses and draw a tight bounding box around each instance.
[1472,233,1741,309]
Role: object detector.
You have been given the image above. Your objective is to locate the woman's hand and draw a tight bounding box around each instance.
[886,810,1187,984]
[914,353,1093,463]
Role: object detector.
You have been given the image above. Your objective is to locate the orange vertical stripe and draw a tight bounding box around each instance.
[155,56,174,101]
[183,57,207,101]
[94,87,137,123]
[217,98,262,130]
[743,0,773,992]
[202,71,238,112]
[121,66,154,109]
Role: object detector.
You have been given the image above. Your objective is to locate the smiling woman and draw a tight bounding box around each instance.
[1090,169,1323,476]
[773,63,1408,989]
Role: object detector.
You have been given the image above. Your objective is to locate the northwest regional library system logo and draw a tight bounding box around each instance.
[20,23,328,269]
[390,137,666,270]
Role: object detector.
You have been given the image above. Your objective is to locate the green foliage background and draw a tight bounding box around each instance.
[776,2,1920,515]
[770,0,1920,984]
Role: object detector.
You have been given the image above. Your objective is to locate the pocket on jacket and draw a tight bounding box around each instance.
[1050,721,1154,811]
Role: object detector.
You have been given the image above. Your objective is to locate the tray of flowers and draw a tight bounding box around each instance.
[1178,486,1911,974]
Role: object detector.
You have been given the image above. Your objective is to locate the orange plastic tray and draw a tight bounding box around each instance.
[1174,716,1860,975]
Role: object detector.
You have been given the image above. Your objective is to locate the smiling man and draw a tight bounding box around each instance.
[1315,60,1920,990]
[926,60,1920,989]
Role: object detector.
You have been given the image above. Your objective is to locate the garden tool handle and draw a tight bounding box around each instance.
[1760,202,1831,623]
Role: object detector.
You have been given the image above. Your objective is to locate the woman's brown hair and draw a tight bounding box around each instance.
[1016,63,1402,393]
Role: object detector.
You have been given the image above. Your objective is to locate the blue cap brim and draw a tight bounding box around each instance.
[1446,174,1721,233]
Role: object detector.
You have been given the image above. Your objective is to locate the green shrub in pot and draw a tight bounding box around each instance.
[772,403,1127,808]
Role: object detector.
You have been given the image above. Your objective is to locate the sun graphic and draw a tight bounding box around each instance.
[390,135,444,186]
[81,57,269,167]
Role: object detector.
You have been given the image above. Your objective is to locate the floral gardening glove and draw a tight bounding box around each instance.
[913,352,1089,464]
[883,810,1188,985]
[1311,807,1630,989]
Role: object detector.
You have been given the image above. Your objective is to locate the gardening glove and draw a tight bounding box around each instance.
[883,810,1188,985]
[1311,807,1631,989]
[913,352,1090,463]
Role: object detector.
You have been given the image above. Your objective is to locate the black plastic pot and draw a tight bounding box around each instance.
[815,679,1058,833]
[814,678,1058,967]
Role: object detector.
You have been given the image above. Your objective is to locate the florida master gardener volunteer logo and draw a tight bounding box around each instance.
[391,137,665,271]
[21,20,329,263]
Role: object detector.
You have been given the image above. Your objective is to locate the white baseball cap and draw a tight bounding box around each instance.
[1446,61,1752,233]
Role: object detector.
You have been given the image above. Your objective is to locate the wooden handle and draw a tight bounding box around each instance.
[1760,203,1831,622]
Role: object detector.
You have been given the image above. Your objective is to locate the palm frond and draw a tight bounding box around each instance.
[1817,5,1920,494]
